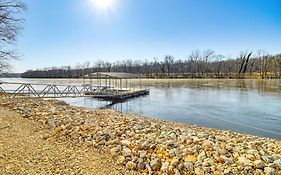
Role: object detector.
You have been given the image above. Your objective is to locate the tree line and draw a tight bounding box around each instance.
[21,50,281,79]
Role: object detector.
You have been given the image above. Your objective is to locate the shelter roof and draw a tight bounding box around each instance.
[83,72,139,79]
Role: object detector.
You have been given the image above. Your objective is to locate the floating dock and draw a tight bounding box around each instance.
[0,72,149,101]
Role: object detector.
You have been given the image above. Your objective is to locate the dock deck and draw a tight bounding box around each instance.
[89,89,149,100]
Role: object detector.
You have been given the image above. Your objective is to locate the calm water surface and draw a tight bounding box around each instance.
[1,78,281,139]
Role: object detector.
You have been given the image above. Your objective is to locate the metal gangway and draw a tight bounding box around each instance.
[0,81,105,98]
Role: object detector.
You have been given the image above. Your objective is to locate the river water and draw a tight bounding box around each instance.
[1,78,281,139]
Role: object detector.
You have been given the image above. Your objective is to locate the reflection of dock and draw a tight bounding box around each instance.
[0,72,149,101]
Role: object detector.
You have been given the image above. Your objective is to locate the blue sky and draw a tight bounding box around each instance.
[13,0,281,72]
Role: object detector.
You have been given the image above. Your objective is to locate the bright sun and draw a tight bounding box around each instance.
[90,0,115,11]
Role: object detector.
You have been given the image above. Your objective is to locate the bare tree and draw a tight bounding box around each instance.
[202,49,215,76]
[214,54,224,77]
[189,50,200,77]
[257,50,270,78]
[0,0,26,72]
[237,51,252,77]
[164,55,174,76]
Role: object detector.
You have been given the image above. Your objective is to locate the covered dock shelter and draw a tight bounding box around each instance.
[82,72,149,100]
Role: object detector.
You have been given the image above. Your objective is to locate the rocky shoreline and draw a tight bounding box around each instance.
[0,95,281,174]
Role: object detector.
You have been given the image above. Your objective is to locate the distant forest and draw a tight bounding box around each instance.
[21,50,281,79]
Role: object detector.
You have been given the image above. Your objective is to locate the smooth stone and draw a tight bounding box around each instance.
[238,156,252,166]
[264,167,275,175]
[139,150,147,158]
[253,160,265,169]
[122,147,132,157]
[169,132,177,139]
[121,139,131,146]
[218,148,227,155]
[273,159,281,169]
[202,140,213,148]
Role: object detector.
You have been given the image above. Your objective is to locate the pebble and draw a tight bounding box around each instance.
[170,158,179,167]
[126,161,136,170]
[273,159,281,169]
[150,158,162,171]
[184,155,197,163]
[161,161,169,172]
[253,160,265,169]
[137,162,145,170]
[121,140,130,146]
[264,167,275,175]
[116,156,125,165]
[238,156,252,166]
[1,96,281,175]
[139,150,146,158]
[183,162,193,172]
[122,147,132,157]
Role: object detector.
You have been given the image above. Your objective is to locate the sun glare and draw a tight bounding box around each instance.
[89,0,115,12]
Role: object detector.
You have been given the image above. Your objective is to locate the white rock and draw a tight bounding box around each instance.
[197,151,206,162]
[273,159,281,169]
[253,160,265,169]
[122,147,132,157]
[170,132,177,139]
[139,150,146,158]
[110,147,120,155]
[202,140,213,148]
[183,162,193,172]
[238,156,252,166]
[264,167,275,175]
[161,162,169,172]
[121,139,131,146]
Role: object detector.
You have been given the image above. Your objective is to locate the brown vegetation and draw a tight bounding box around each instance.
[21,50,281,79]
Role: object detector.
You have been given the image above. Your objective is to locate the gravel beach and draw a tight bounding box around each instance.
[0,95,281,174]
